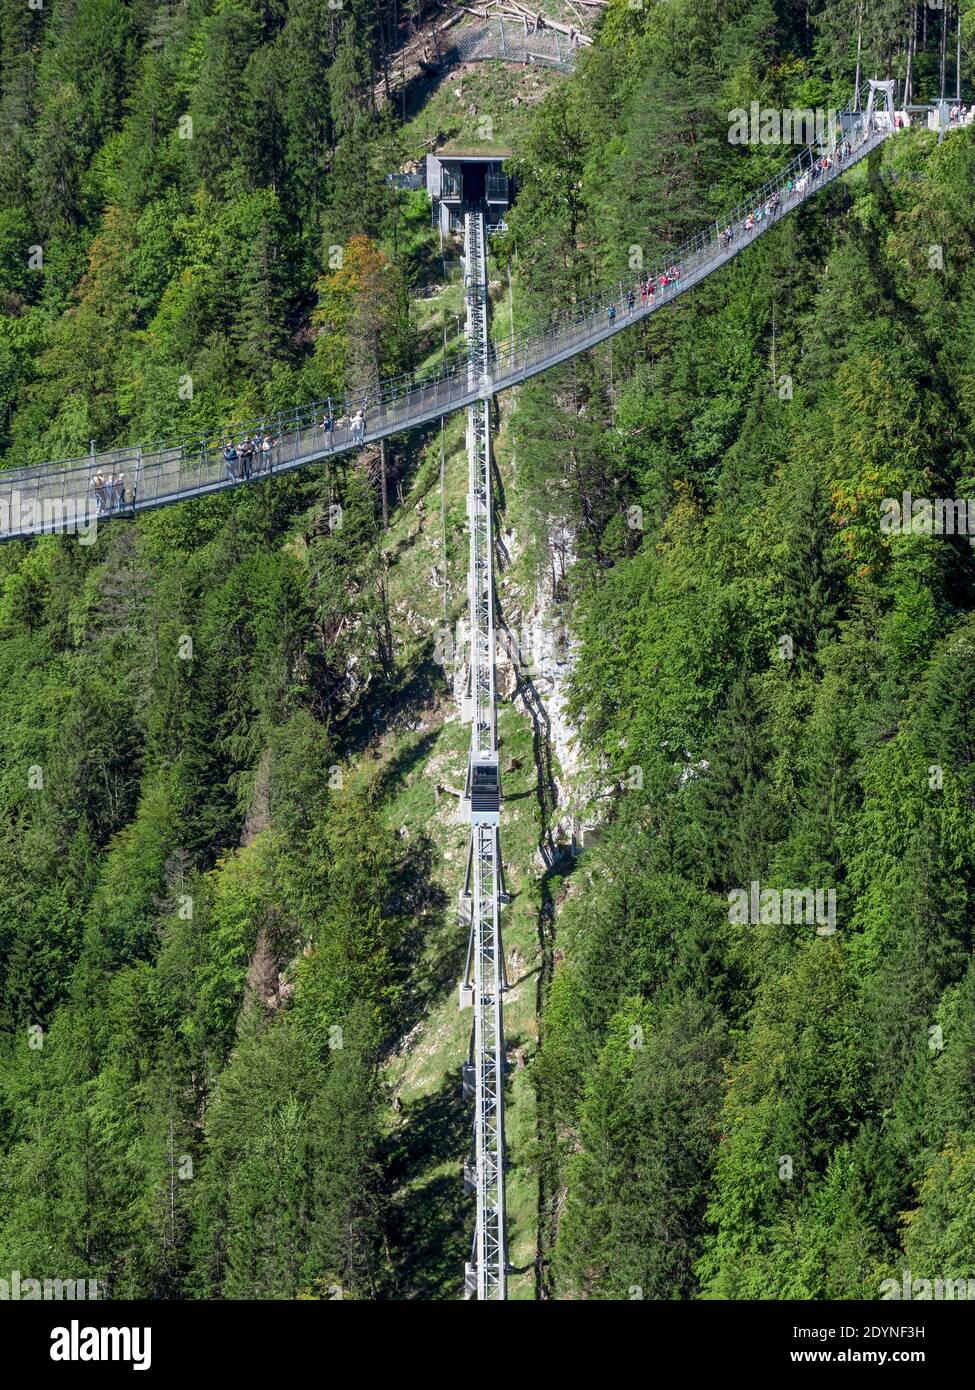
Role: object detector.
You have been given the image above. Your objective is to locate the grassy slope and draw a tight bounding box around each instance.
[396,50,563,163]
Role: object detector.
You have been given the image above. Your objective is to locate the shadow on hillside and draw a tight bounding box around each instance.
[489,453,509,556]
[343,654,446,755]
[373,726,440,802]
[395,841,466,1035]
[376,807,466,1054]
[370,720,468,1030]
[380,1081,470,1299]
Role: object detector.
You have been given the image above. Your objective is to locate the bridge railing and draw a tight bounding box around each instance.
[481,118,881,359]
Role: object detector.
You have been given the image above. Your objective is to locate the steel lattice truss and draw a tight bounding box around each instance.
[461,211,507,1301]
[466,216,497,762]
[468,400,495,758]
[469,821,506,1299]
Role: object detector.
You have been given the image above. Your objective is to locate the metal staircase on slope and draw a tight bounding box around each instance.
[459,210,507,1301]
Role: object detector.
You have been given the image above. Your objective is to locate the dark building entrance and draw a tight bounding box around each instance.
[462,161,486,204]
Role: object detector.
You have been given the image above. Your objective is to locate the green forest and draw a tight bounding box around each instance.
[2,0,975,1303]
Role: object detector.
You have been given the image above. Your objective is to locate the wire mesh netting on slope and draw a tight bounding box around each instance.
[447,16,582,72]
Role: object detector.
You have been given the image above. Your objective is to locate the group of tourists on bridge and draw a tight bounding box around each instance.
[218,405,369,486]
[741,188,783,235]
[606,265,684,323]
[318,407,365,445]
[716,138,864,250]
[595,100,975,342]
[89,470,126,515]
[223,432,278,482]
[617,119,885,323]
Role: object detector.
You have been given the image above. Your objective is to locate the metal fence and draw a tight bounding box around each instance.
[441,166,463,199]
[485,170,510,202]
[0,106,897,542]
[386,170,426,191]
[447,18,579,73]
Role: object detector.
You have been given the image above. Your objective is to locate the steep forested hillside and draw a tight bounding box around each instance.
[511,7,975,1298]
[1,0,975,1301]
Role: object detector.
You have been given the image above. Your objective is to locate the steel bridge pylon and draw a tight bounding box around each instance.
[457,209,507,1301]
[864,79,896,128]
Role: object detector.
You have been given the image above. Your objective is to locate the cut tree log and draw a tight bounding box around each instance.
[502,1,591,41]
[433,3,594,49]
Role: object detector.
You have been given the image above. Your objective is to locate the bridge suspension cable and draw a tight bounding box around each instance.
[0,101,902,543]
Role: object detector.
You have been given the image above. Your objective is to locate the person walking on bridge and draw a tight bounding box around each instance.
[90,471,108,516]
[224,441,238,482]
[259,433,275,473]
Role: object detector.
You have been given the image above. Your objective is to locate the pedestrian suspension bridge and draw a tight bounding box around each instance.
[0,78,938,1302]
[0,86,908,546]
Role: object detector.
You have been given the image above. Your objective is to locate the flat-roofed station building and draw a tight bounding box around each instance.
[425,143,514,234]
